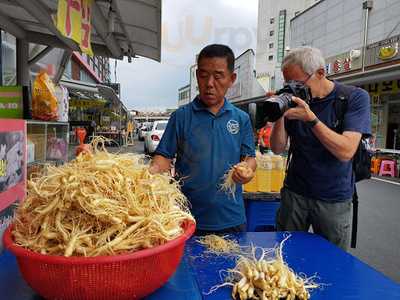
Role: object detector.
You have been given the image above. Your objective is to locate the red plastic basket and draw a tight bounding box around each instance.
[3,221,195,300]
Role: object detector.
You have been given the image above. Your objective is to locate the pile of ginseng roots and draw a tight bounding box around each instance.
[205,235,319,300]
[12,138,194,257]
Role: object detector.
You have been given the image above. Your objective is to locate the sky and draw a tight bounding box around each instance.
[116,0,259,111]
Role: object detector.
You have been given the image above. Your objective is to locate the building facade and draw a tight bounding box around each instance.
[178,84,190,107]
[63,53,111,84]
[289,0,400,150]
[256,0,320,91]
[228,49,265,104]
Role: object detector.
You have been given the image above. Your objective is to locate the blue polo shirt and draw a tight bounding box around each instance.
[155,97,255,230]
[285,82,371,202]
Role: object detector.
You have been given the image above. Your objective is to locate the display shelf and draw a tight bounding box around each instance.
[26,120,69,164]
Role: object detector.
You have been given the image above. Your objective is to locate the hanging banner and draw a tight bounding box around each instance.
[56,0,93,56]
[81,0,94,56]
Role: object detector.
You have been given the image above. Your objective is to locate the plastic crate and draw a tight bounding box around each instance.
[245,199,280,232]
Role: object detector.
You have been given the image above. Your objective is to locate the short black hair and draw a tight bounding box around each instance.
[197,44,235,72]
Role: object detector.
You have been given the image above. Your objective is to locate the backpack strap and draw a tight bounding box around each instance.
[333,82,356,133]
[333,82,361,249]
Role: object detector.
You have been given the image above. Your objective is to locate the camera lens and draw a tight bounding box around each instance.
[261,94,292,122]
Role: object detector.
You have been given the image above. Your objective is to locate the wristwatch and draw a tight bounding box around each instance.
[306,117,319,129]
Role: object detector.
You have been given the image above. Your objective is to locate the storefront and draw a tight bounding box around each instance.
[328,35,400,151]
[0,0,163,231]
[360,80,400,150]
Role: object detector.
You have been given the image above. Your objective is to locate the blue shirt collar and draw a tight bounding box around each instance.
[192,96,234,115]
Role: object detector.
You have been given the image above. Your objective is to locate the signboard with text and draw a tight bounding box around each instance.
[56,0,94,56]
[0,119,26,251]
[365,34,400,67]
[360,79,400,96]
[325,50,362,76]
[0,86,23,118]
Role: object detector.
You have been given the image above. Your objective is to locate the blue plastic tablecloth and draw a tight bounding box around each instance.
[1,231,399,299]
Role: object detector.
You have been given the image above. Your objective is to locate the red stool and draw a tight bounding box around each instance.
[379,160,396,177]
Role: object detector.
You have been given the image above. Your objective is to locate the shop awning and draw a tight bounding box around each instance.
[0,0,162,61]
[60,78,118,104]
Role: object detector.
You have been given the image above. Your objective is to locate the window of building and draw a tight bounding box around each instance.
[269,30,274,36]
[64,60,72,79]
[80,69,95,83]
[270,18,275,24]
[71,59,80,80]
[268,55,274,61]
[0,30,17,86]
[269,43,274,49]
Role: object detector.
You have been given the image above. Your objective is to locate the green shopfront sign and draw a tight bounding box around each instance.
[0,86,23,118]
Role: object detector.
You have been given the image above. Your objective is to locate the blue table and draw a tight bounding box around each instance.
[1,232,399,299]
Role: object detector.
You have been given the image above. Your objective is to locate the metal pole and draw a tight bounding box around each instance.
[362,1,373,73]
[0,31,2,85]
[54,50,72,84]
[16,38,29,86]
[28,46,53,67]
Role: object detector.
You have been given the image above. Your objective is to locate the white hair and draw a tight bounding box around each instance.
[281,47,325,75]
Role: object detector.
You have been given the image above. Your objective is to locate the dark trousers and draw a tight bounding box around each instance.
[195,224,247,236]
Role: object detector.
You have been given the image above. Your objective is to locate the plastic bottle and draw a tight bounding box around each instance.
[244,171,258,192]
[271,155,284,192]
[256,154,272,192]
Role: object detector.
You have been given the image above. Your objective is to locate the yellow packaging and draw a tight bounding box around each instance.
[32,71,58,121]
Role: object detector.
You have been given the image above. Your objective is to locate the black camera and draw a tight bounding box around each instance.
[257,81,312,126]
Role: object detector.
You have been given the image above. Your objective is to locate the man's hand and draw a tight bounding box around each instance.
[148,163,161,175]
[149,155,172,174]
[231,162,255,185]
[284,97,316,122]
[266,91,276,97]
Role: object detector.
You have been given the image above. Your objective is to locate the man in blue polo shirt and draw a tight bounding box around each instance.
[149,44,256,233]
[270,47,371,250]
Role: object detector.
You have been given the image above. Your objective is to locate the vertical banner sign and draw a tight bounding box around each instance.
[56,0,93,56]
[80,0,93,56]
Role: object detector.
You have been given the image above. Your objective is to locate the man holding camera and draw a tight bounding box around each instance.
[270,47,371,250]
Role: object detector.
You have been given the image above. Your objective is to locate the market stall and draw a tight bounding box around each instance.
[1,232,400,299]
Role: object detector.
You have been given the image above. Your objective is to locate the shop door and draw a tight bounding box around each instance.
[386,103,400,150]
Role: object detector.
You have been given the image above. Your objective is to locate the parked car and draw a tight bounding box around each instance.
[144,120,168,155]
[138,122,153,141]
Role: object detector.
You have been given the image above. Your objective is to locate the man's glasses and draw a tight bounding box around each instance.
[284,73,313,86]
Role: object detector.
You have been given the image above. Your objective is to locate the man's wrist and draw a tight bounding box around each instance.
[306,117,320,129]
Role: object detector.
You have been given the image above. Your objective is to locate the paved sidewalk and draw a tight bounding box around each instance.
[371,175,400,184]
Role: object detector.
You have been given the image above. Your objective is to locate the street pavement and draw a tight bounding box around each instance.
[350,178,400,283]
[131,139,400,284]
